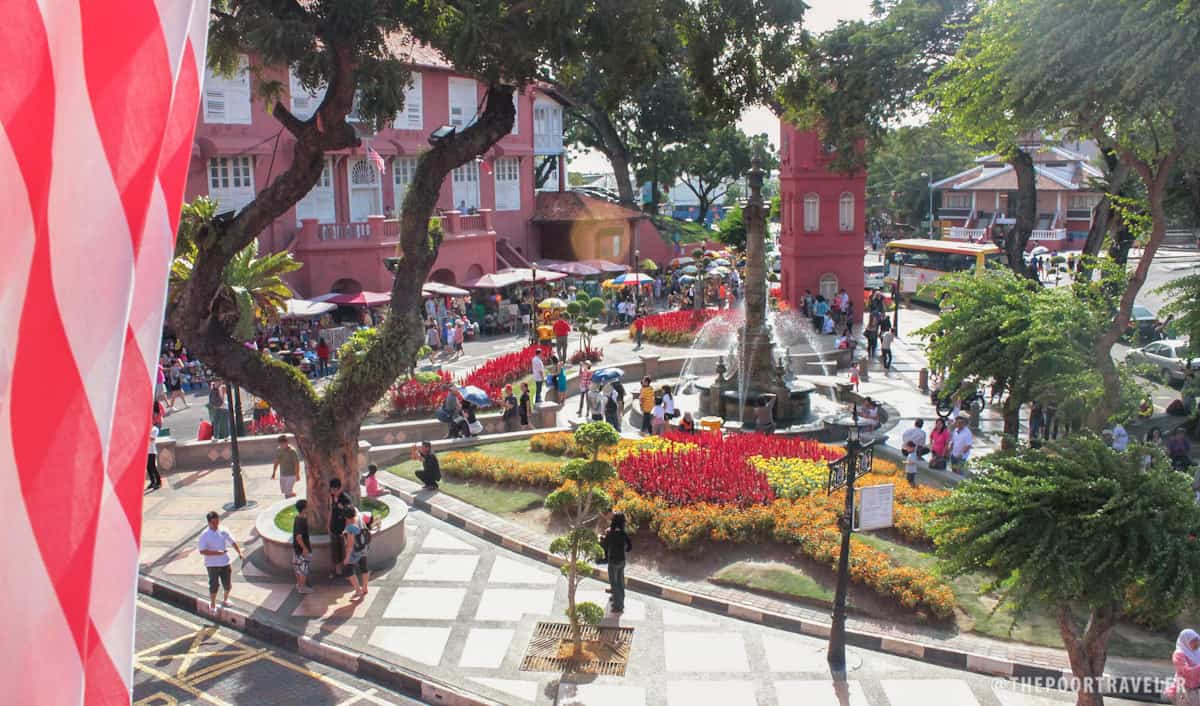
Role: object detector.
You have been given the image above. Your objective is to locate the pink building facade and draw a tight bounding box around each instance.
[186,41,575,296]
[777,123,867,309]
[931,141,1104,252]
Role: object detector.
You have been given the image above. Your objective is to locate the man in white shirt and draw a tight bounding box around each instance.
[949,414,974,474]
[901,418,928,457]
[198,511,243,611]
[531,349,546,402]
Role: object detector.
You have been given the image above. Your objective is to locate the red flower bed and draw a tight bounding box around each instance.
[568,346,604,364]
[616,432,843,507]
[633,309,740,346]
[389,371,454,415]
[459,344,548,400]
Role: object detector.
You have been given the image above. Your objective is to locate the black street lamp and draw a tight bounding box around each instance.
[530,261,539,344]
[826,404,876,676]
[226,383,247,509]
[891,253,905,336]
[633,249,641,316]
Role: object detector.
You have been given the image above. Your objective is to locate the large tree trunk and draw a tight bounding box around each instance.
[1089,151,1179,427]
[1007,148,1038,281]
[296,431,361,534]
[695,191,711,224]
[1057,603,1119,706]
[586,107,636,207]
[1001,396,1022,449]
[1080,151,1125,263]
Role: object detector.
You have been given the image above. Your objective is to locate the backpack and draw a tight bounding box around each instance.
[354,513,373,552]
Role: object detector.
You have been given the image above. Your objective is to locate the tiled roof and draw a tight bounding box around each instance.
[533,192,646,221]
[385,30,452,70]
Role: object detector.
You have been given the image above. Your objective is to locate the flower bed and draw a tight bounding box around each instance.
[568,346,604,364]
[389,371,454,415]
[458,344,548,401]
[438,451,563,487]
[631,309,735,346]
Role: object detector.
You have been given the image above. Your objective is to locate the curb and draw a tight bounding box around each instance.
[136,573,503,706]
[390,484,1168,703]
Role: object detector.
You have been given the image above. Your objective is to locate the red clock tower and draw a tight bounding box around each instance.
[778,123,867,310]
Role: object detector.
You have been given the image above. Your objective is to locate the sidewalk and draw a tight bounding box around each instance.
[139,463,1157,706]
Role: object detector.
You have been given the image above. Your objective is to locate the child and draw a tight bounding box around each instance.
[364,463,381,498]
[679,411,696,434]
[903,441,918,487]
[849,368,860,392]
[651,399,667,436]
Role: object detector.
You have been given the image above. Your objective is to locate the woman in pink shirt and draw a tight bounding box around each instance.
[929,418,951,465]
[364,464,381,499]
[1169,629,1200,704]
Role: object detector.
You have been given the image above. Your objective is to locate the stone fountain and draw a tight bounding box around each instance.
[696,159,816,429]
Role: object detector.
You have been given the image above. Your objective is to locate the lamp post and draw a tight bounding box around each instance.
[826,405,875,676]
[920,172,933,239]
[633,249,641,316]
[892,253,905,336]
[226,383,247,509]
[530,261,539,345]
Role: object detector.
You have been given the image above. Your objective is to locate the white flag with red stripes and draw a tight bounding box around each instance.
[0,1,209,703]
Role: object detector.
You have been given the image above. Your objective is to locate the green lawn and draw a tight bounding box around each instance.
[461,438,565,464]
[711,562,834,605]
[274,496,390,534]
[388,458,549,514]
[653,215,714,244]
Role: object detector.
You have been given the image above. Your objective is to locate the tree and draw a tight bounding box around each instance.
[543,422,620,659]
[671,125,756,222]
[171,0,651,531]
[565,292,606,354]
[939,0,1200,426]
[866,125,977,236]
[931,436,1200,706]
[716,204,746,250]
[917,269,1110,440]
[170,199,300,342]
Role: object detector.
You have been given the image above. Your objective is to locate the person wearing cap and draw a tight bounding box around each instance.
[949,413,974,474]
[197,511,243,612]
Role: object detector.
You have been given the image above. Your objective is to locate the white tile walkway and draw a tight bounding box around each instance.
[458,628,515,669]
[402,553,480,582]
[663,632,750,673]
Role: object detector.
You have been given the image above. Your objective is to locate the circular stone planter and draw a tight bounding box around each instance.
[254,495,408,576]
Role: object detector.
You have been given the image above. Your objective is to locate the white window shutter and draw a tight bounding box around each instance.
[395,72,422,130]
[204,87,226,122]
[289,69,325,121]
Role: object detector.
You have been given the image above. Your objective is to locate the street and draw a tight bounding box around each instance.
[133,596,423,706]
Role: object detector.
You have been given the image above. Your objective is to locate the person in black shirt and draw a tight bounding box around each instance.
[328,479,352,578]
[292,499,313,594]
[603,512,633,613]
[502,385,519,432]
[414,441,441,489]
[518,382,531,428]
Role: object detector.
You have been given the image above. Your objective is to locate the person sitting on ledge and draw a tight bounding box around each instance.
[679,411,696,434]
[754,395,776,435]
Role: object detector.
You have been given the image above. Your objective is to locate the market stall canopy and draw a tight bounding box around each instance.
[680,265,699,275]
[463,271,526,289]
[499,267,568,284]
[668,256,695,267]
[282,299,336,318]
[610,273,654,286]
[677,274,697,284]
[314,291,392,307]
[538,297,568,309]
[422,282,470,297]
[580,259,629,273]
[546,261,601,276]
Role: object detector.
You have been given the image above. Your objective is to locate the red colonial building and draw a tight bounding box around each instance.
[187,35,666,296]
[777,123,867,309]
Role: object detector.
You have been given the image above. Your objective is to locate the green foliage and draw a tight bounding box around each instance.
[569,601,606,627]
[671,125,759,222]
[573,421,621,461]
[931,435,1200,621]
[716,205,746,250]
[565,292,606,352]
[866,124,978,233]
[1159,274,1200,359]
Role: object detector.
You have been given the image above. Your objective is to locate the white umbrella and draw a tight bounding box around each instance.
[1029,246,1050,257]
[282,299,336,318]
[422,282,470,297]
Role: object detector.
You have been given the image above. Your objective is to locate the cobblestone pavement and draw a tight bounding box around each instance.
[133,595,421,705]
[140,467,1152,706]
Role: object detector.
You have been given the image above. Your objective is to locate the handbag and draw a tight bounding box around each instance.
[468,420,484,435]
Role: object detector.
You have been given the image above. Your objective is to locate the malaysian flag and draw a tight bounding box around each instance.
[368,144,386,174]
[0,1,209,703]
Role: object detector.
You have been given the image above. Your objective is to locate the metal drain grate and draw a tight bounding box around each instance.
[520,621,635,675]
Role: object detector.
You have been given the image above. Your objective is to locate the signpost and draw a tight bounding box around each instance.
[855,484,895,531]
[826,406,875,676]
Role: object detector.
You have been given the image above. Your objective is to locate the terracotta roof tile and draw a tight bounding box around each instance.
[385,30,452,70]
[533,192,645,221]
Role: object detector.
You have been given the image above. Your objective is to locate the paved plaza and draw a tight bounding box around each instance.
[139,462,1150,706]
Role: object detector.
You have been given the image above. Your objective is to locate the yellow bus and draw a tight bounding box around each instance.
[883,239,1006,304]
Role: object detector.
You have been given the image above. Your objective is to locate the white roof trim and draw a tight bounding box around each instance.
[951,165,1012,190]
[931,166,983,189]
[1035,165,1078,189]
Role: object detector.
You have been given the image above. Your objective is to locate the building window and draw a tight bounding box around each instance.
[449,77,478,129]
[838,192,854,232]
[393,72,423,130]
[347,158,382,221]
[533,100,564,154]
[494,157,520,211]
[392,157,417,212]
[207,156,254,211]
[944,192,971,209]
[819,273,838,300]
[803,193,819,232]
[452,161,480,211]
[1068,193,1101,211]
[289,68,325,121]
[204,55,252,125]
[295,158,335,225]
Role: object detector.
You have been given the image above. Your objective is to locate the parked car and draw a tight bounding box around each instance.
[1125,304,1160,342]
[1126,338,1200,384]
[864,264,885,289]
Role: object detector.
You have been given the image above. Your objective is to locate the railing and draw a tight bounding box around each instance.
[1030,229,1067,241]
[938,208,971,219]
[319,221,371,240]
[534,132,564,154]
[948,227,988,241]
[457,214,485,232]
[382,218,400,238]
